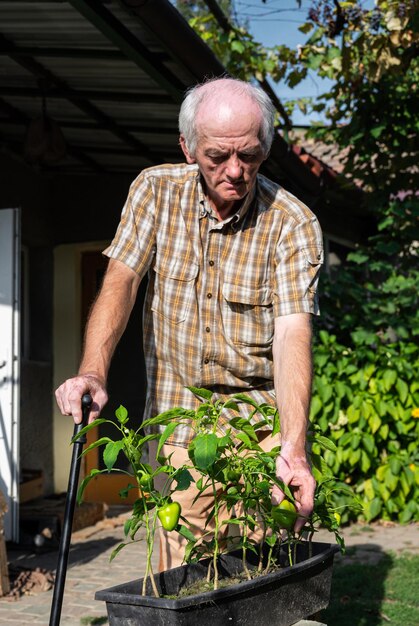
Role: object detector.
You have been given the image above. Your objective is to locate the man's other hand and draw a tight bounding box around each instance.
[272,450,316,533]
[55,374,108,424]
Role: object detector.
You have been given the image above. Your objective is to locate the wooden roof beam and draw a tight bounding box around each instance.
[68,0,184,102]
[120,0,225,83]
[3,118,179,135]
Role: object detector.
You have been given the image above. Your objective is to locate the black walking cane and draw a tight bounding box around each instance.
[49,393,92,626]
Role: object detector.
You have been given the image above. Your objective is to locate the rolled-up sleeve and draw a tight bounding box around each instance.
[103,172,156,279]
[273,213,323,317]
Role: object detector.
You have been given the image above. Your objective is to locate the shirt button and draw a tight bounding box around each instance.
[204,358,209,364]
[205,326,210,333]
[209,260,214,266]
[207,292,212,299]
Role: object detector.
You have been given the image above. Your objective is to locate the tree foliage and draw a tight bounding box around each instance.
[179,1,418,198]
[290,1,419,347]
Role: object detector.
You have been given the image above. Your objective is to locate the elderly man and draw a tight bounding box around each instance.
[55,77,323,570]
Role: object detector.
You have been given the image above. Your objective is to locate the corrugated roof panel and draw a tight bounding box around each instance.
[87,150,151,170]
[1,2,114,49]
[0,56,39,86]
[61,126,128,148]
[2,94,89,121]
[39,57,163,93]
[105,1,173,54]
[0,0,221,173]
[132,132,179,150]
[96,100,179,123]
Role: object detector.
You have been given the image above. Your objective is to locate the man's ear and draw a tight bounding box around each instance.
[179,135,196,164]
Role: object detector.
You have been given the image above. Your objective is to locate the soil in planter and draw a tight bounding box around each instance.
[160,543,298,599]
[166,563,284,598]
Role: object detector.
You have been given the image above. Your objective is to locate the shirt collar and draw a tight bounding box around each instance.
[197,173,256,226]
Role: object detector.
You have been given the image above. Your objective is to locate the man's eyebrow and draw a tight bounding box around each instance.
[204,146,261,156]
[204,149,228,156]
[239,148,261,155]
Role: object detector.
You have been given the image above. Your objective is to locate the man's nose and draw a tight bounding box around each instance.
[226,157,243,180]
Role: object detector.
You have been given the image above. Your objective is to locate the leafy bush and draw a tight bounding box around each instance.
[310,193,419,525]
[319,199,419,346]
[311,329,419,523]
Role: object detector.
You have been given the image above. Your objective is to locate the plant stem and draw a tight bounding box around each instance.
[257,524,267,573]
[287,537,294,567]
[308,530,314,559]
[211,478,220,591]
[149,513,160,598]
[142,547,149,596]
[242,521,252,581]
[206,560,212,584]
[148,559,159,598]
[264,543,274,575]
[142,503,160,597]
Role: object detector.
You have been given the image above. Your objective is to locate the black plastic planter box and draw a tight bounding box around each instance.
[95,541,339,626]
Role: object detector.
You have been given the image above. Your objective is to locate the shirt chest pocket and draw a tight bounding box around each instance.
[151,257,199,324]
[222,282,274,347]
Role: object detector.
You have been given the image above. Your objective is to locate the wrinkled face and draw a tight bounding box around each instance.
[180,99,267,215]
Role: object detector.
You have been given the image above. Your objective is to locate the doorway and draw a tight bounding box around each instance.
[81,251,147,504]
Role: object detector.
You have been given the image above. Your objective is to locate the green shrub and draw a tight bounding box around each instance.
[311,329,419,523]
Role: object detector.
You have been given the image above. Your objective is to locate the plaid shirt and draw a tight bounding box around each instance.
[104,163,323,446]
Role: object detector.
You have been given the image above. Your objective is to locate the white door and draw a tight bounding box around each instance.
[0,208,20,541]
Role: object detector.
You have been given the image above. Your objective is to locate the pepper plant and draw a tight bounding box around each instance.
[74,405,193,597]
[75,388,356,596]
[149,386,354,590]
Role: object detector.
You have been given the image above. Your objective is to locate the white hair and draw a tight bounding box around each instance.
[178,77,276,157]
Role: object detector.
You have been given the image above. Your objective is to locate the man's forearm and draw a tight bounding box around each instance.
[271,313,315,529]
[272,314,313,456]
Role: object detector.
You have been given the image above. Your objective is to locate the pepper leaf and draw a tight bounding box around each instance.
[187,386,213,401]
[103,440,125,471]
[193,433,219,470]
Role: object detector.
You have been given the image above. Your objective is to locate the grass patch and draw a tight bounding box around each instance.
[319,554,419,626]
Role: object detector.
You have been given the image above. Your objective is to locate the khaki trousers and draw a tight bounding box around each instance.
[148,431,278,572]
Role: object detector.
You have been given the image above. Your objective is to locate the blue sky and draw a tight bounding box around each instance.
[233,0,332,125]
